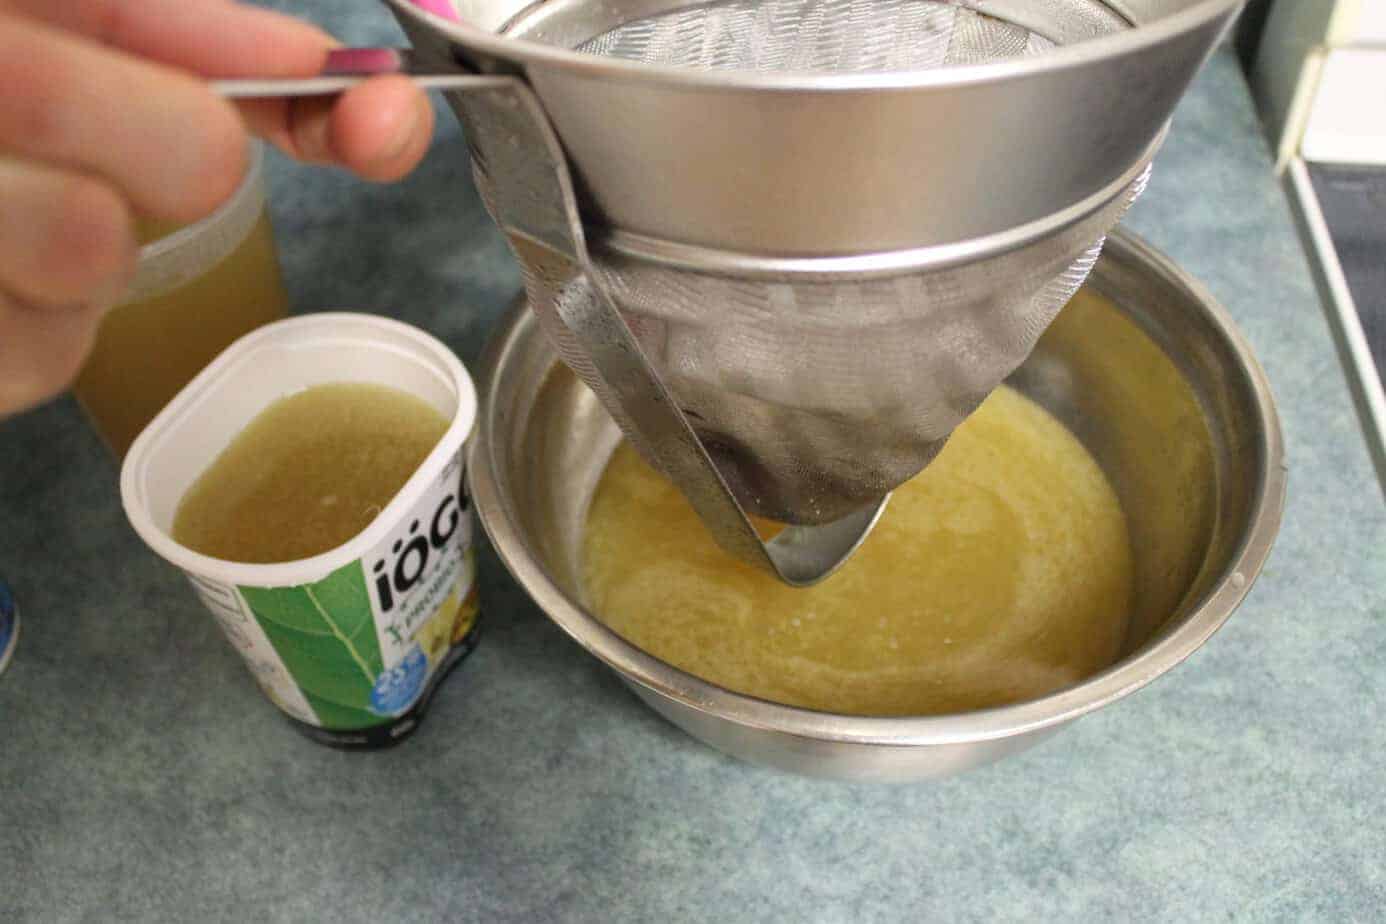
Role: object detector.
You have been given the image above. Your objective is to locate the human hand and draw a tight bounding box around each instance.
[0,0,435,417]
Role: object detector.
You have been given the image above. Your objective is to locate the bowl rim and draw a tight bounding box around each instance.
[469,228,1286,747]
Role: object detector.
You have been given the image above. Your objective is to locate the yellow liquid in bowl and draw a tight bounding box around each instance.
[582,386,1135,716]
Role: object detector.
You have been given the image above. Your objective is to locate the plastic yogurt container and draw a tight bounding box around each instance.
[121,313,480,748]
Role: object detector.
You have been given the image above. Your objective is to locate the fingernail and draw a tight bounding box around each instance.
[409,0,461,22]
[373,98,423,169]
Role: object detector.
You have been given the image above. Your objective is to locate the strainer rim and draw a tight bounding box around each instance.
[386,0,1240,92]
[593,138,1160,275]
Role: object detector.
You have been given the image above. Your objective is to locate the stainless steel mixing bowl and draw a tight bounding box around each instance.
[469,230,1286,781]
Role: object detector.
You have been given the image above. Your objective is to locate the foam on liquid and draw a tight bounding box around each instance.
[581,386,1134,716]
[173,383,448,563]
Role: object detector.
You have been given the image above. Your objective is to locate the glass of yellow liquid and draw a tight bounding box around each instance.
[72,143,290,457]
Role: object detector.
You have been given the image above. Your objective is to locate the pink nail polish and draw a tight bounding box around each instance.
[323,48,405,75]
[409,0,461,22]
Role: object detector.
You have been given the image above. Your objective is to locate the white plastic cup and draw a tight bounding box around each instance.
[121,313,480,749]
[74,143,290,458]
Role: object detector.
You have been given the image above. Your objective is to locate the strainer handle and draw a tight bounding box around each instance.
[213,48,479,98]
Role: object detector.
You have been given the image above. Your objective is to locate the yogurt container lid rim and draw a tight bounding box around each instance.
[120,310,477,588]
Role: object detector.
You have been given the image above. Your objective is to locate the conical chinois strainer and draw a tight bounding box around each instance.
[219,0,1243,584]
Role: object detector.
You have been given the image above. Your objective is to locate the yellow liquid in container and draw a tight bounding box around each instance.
[72,211,290,457]
[173,383,449,564]
[582,386,1135,716]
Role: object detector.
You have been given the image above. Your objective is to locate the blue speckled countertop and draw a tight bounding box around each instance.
[3,2,1384,919]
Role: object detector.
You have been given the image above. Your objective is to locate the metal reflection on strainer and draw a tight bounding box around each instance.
[575,0,1059,70]
[515,0,1137,66]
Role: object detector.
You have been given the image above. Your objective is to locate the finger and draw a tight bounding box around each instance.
[0,15,247,222]
[0,290,104,418]
[237,95,337,166]
[239,76,435,181]
[0,157,136,308]
[329,77,435,182]
[1,0,332,77]
[4,2,432,182]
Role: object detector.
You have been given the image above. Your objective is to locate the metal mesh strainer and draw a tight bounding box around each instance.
[384,0,1242,581]
[517,162,1151,525]
[575,0,1065,69]
[489,0,1146,523]
[574,168,1149,523]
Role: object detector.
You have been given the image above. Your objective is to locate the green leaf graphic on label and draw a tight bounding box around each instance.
[240,562,385,730]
